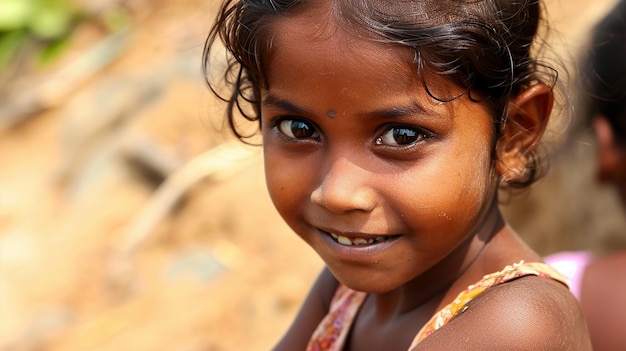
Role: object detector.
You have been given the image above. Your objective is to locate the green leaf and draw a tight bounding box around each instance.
[0,0,34,31]
[29,5,76,39]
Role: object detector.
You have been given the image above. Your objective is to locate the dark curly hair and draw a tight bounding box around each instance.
[581,0,626,145]
[203,0,559,188]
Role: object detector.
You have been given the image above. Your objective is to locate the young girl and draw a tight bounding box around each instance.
[203,0,591,349]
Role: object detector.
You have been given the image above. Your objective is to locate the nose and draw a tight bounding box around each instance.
[310,157,377,214]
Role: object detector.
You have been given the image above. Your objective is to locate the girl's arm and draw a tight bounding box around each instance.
[272,267,339,351]
[412,276,592,351]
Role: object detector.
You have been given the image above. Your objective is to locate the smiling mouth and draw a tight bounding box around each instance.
[327,232,393,246]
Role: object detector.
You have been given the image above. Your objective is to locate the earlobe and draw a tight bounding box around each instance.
[592,115,621,183]
[496,84,554,180]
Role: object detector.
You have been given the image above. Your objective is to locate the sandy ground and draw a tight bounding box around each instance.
[0,0,624,350]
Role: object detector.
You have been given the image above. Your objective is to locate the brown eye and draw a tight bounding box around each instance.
[377,126,426,146]
[279,119,319,139]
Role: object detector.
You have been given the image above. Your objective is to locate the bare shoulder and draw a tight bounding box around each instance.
[272,267,339,351]
[413,276,592,350]
[581,251,626,351]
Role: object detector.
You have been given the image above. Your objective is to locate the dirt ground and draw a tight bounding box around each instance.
[0,0,624,350]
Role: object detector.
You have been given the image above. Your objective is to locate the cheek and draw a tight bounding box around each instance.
[261,129,285,198]
[424,145,494,224]
[262,144,312,219]
[263,148,289,207]
[452,148,495,222]
[464,147,494,191]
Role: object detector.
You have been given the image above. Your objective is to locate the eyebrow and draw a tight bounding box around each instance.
[263,93,438,119]
[367,104,432,119]
[263,93,312,115]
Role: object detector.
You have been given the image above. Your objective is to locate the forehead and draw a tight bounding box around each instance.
[261,9,460,109]
[265,7,416,80]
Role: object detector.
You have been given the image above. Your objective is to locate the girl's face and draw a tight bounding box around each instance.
[260,12,500,293]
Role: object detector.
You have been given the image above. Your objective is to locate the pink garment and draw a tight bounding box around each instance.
[543,251,593,300]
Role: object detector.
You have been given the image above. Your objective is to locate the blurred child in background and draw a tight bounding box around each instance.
[544,1,626,349]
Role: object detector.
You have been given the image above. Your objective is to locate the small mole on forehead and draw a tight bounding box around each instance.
[327,110,337,118]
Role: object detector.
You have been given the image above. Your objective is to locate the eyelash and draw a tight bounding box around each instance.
[375,125,432,147]
[272,117,432,148]
[274,118,321,142]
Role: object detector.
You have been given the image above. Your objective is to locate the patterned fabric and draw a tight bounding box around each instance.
[306,286,367,351]
[306,261,568,351]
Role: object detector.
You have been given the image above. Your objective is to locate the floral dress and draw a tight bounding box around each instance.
[306,261,568,351]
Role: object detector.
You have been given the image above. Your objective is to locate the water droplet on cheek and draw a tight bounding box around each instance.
[438,212,452,221]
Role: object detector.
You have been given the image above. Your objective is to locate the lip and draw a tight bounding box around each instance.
[316,227,401,261]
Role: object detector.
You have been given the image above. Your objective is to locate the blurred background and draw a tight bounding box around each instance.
[0,0,624,350]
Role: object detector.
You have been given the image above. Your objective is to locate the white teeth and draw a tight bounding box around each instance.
[329,232,387,246]
[337,236,353,245]
[352,238,372,245]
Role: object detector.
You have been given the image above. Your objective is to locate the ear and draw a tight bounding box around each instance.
[592,115,622,183]
[496,84,554,181]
